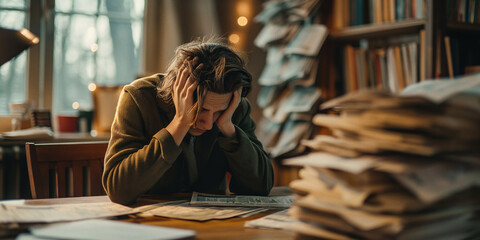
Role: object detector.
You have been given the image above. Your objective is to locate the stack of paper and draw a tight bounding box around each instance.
[254,0,326,158]
[283,74,480,239]
[1,127,53,140]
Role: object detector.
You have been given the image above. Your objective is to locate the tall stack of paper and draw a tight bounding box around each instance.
[284,74,480,239]
[254,0,326,158]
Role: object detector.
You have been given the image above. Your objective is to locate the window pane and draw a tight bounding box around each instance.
[0,10,27,115]
[53,15,96,112]
[55,0,73,13]
[53,0,144,114]
[56,0,98,15]
[0,0,25,8]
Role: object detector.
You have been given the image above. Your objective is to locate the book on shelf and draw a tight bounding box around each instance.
[332,0,426,30]
[444,35,454,79]
[450,0,480,23]
[342,41,419,94]
[419,29,426,81]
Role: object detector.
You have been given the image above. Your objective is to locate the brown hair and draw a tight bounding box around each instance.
[157,37,252,124]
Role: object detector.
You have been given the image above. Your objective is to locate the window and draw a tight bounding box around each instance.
[0,0,144,116]
[0,0,27,115]
[54,0,144,113]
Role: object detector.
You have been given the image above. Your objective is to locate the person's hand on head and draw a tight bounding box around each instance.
[167,56,203,145]
[172,56,203,127]
[216,87,242,138]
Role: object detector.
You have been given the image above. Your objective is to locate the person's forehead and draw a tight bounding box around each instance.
[203,91,232,110]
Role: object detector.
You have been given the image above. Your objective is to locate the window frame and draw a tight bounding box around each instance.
[0,0,143,125]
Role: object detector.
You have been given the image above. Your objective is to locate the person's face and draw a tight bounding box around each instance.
[188,91,232,136]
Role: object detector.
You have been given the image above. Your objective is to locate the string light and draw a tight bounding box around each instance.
[236,1,250,16]
[228,34,240,44]
[88,83,97,92]
[237,16,248,26]
[72,101,80,110]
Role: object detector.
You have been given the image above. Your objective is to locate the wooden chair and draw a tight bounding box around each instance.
[25,141,109,199]
[91,85,123,133]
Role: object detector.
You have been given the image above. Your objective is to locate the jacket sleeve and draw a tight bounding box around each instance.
[102,89,181,205]
[216,99,274,196]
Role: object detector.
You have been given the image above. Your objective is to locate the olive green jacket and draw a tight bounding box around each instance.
[102,74,274,205]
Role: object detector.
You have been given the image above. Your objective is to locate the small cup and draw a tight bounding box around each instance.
[57,115,78,133]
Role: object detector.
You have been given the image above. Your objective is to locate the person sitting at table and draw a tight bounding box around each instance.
[102,37,274,205]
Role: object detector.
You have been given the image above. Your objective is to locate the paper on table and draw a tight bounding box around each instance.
[244,209,299,229]
[0,201,137,223]
[20,219,195,240]
[283,151,375,174]
[401,72,480,103]
[392,161,480,203]
[1,127,53,140]
[294,196,402,233]
[288,221,356,240]
[143,201,260,221]
[190,192,295,208]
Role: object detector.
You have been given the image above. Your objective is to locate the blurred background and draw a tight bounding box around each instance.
[0,0,266,129]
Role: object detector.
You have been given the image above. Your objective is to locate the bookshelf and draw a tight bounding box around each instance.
[327,0,480,95]
[330,19,426,40]
[253,0,480,186]
[447,22,480,32]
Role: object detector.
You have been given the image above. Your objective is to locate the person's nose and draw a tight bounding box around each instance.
[197,112,214,130]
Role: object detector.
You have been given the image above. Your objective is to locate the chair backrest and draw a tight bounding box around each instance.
[91,86,123,133]
[25,141,109,199]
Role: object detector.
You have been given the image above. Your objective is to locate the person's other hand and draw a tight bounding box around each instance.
[172,57,203,127]
[216,88,242,138]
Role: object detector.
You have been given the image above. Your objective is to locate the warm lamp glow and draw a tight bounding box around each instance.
[237,16,248,26]
[88,83,97,92]
[236,1,250,16]
[19,28,40,44]
[229,34,240,44]
[91,43,98,52]
[72,101,80,110]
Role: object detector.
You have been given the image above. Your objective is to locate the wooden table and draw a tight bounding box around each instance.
[5,195,296,240]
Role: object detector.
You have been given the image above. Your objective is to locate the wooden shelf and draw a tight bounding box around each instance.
[331,19,426,41]
[447,22,480,33]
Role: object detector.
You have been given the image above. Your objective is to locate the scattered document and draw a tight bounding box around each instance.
[0,202,137,223]
[16,219,195,240]
[284,151,376,174]
[401,72,480,103]
[141,201,260,221]
[1,127,53,140]
[285,24,328,56]
[190,192,295,208]
[244,209,299,230]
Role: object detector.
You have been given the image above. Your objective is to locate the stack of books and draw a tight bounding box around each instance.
[284,74,480,239]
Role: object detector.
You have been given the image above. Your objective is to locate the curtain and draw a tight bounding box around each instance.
[141,0,221,75]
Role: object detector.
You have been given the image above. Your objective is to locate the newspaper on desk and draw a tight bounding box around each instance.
[136,191,295,221]
[0,201,137,223]
[190,192,295,208]
[139,200,262,222]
